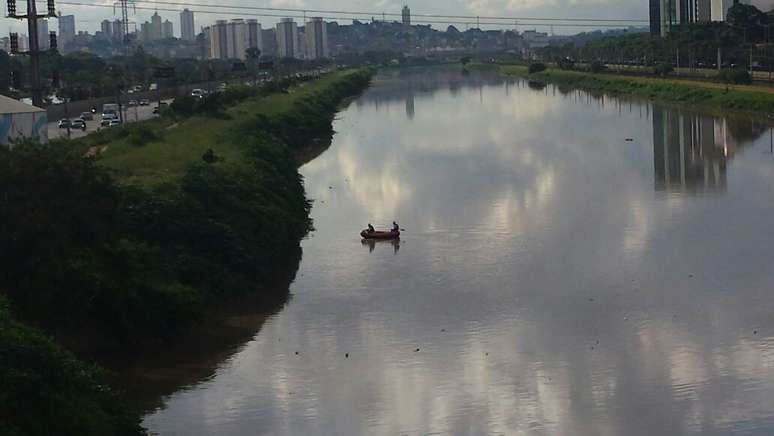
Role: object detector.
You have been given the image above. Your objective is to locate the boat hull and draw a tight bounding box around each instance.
[360,230,400,240]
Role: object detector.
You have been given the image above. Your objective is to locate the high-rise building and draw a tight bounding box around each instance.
[402,5,411,26]
[204,18,263,60]
[304,17,328,60]
[205,20,228,59]
[58,15,76,51]
[656,0,715,36]
[649,0,661,35]
[150,12,163,40]
[711,0,737,21]
[37,18,49,50]
[113,19,124,42]
[261,28,277,56]
[180,9,195,41]
[696,0,712,21]
[140,22,151,43]
[226,19,247,59]
[101,19,112,40]
[276,18,299,59]
[162,20,174,39]
[247,19,262,55]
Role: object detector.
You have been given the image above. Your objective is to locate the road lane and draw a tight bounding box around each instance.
[48,100,172,140]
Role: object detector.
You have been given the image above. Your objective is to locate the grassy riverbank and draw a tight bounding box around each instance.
[0,69,372,435]
[479,64,774,116]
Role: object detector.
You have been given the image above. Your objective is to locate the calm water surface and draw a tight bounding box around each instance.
[143,68,774,435]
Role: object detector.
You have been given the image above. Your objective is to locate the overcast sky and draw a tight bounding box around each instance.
[2,0,774,37]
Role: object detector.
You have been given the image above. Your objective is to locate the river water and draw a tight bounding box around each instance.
[141,68,774,435]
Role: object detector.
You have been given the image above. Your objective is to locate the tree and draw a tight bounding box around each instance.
[246,47,262,85]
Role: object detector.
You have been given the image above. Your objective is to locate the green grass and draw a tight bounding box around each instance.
[487,64,774,117]
[97,71,365,187]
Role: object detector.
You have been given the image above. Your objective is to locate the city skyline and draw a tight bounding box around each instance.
[5,0,774,37]
[0,0,659,36]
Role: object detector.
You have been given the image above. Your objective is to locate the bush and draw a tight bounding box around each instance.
[590,61,607,73]
[654,62,674,77]
[126,126,159,147]
[558,58,575,70]
[0,297,144,436]
[528,62,547,74]
[170,95,197,117]
[718,68,752,85]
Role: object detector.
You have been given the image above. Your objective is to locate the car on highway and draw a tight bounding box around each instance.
[191,89,205,99]
[128,100,138,106]
[100,115,118,127]
[80,112,94,121]
[139,99,150,106]
[70,119,86,130]
[108,119,122,127]
[57,119,71,128]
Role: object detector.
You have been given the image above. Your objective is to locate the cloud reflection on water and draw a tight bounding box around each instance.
[144,68,774,436]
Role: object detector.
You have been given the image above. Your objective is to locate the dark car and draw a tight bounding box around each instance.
[57,119,71,128]
[139,99,150,106]
[70,119,86,129]
[80,112,94,121]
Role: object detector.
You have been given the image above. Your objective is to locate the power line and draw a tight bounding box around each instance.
[59,0,648,23]
[57,1,649,28]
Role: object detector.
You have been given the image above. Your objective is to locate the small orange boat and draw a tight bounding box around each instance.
[360,229,400,240]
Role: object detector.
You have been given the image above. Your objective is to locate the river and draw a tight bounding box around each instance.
[139,68,774,435]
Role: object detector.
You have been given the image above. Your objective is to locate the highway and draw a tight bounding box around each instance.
[48,100,171,140]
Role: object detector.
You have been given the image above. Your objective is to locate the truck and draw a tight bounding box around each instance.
[101,103,119,120]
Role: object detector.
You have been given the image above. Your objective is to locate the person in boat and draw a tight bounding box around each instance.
[367,223,375,233]
[392,221,399,233]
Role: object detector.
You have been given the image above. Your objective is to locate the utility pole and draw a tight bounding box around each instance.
[113,0,135,54]
[7,0,58,107]
[676,48,680,76]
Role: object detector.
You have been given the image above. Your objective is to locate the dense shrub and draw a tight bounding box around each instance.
[718,68,752,85]
[590,61,607,73]
[170,95,197,117]
[220,85,258,106]
[528,62,547,74]
[0,71,371,435]
[0,297,144,436]
[654,62,674,77]
[558,58,575,70]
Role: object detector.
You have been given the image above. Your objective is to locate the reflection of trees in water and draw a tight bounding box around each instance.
[109,247,302,413]
[652,106,769,194]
